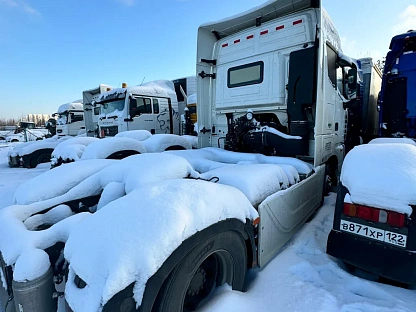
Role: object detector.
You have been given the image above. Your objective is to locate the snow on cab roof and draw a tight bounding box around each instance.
[341,143,416,215]
[96,80,176,103]
[57,102,84,113]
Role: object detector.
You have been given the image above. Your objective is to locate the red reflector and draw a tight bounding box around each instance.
[356,206,372,221]
[387,212,405,228]
[247,35,254,39]
[260,30,268,35]
[276,25,285,30]
[100,129,105,138]
[222,43,228,48]
[234,39,240,44]
[293,19,302,25]
[343,203,356,217]
[253,217,260,226]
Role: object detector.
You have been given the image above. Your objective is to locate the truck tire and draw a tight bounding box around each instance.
[154,230,247,312]
[164,145,186,151]
[106,150,140,160]
[29,149,53,168]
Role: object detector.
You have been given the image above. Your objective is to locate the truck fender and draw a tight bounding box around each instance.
[141,218,256,311]
[103,218,256,312]
[22,148,54,168]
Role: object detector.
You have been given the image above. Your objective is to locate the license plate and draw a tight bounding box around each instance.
[340,220,407,248]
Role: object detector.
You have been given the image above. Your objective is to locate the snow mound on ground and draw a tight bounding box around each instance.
[168,147,309,176]
[142,134,191,152]
[81,137,147,160]
[341,143,416,215]
[52,137,99,162]
[369,137,416,146]
[13,249,50,282]
[115,130,152,141]
[200,164,290,206]
[14,159,115,205]
[64,179,258,312]
[182,135,198,148]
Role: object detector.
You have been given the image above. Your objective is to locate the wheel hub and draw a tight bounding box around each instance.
[187,268,206,296]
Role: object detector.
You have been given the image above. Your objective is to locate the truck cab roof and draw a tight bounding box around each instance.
[389,30,416,50]
[96,80,177,104]
[199,0,318,39]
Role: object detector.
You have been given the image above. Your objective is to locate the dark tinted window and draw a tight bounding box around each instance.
[153,99,159,114]
[173,78,187,102]
[94,107,100,115]
[133,98,152,114]
[327,45,337,87]
[71,113,84,122]
[228,61,264,88]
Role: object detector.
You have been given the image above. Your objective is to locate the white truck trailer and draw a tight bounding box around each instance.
[97,80,181,137]
[0,1,360,311]
[55,102,85,137]
[82,84,113,137]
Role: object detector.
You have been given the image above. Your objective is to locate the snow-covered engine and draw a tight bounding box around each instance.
[224,111,308,157]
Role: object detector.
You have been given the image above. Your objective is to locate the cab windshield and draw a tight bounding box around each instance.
[101,99,125,115]
[57,112,68,125]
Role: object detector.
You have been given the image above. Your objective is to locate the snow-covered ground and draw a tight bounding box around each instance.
[0,147,414,312]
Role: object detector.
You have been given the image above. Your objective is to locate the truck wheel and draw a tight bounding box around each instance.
[164,145,186,151]
[154,231,247,312]
[30,151,52,168]
[106,150,140,160]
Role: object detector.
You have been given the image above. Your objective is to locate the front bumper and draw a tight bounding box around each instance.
[327,230,416,285]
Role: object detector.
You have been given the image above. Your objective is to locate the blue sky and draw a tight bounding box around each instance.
[1,0,415,119]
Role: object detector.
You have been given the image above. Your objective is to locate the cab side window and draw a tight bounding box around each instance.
[327,45,337,88]
[153,99,159,114]
[135,98,152,114]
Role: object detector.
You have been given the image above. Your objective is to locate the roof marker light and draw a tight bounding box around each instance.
[222,43,228,48]
[293,19,302,25]
[276,25,285,30]
[247,35,254,39]
[260,30,268,35]
[234,39,240,44]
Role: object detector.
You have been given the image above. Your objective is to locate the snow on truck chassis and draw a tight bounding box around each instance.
[1,1,360,311]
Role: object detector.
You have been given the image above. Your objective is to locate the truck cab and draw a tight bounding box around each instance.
[96,81,180,137]
[197,1,358,174]
[55,102,85,136]
[379,30,416,138]
[83,84,113,137]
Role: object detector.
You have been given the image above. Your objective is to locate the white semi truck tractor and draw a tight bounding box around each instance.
[0,1,360,311]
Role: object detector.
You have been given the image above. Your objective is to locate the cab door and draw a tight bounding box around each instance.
[130,97,155,133]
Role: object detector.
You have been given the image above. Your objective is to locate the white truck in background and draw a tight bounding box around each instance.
[82,84,113,137]
[1,1,362,311]
[97,80,181,137]
[55,102,85,136]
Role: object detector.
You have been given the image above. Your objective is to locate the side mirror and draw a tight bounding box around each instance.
[347,68,357,90]
[52,113,56,117]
